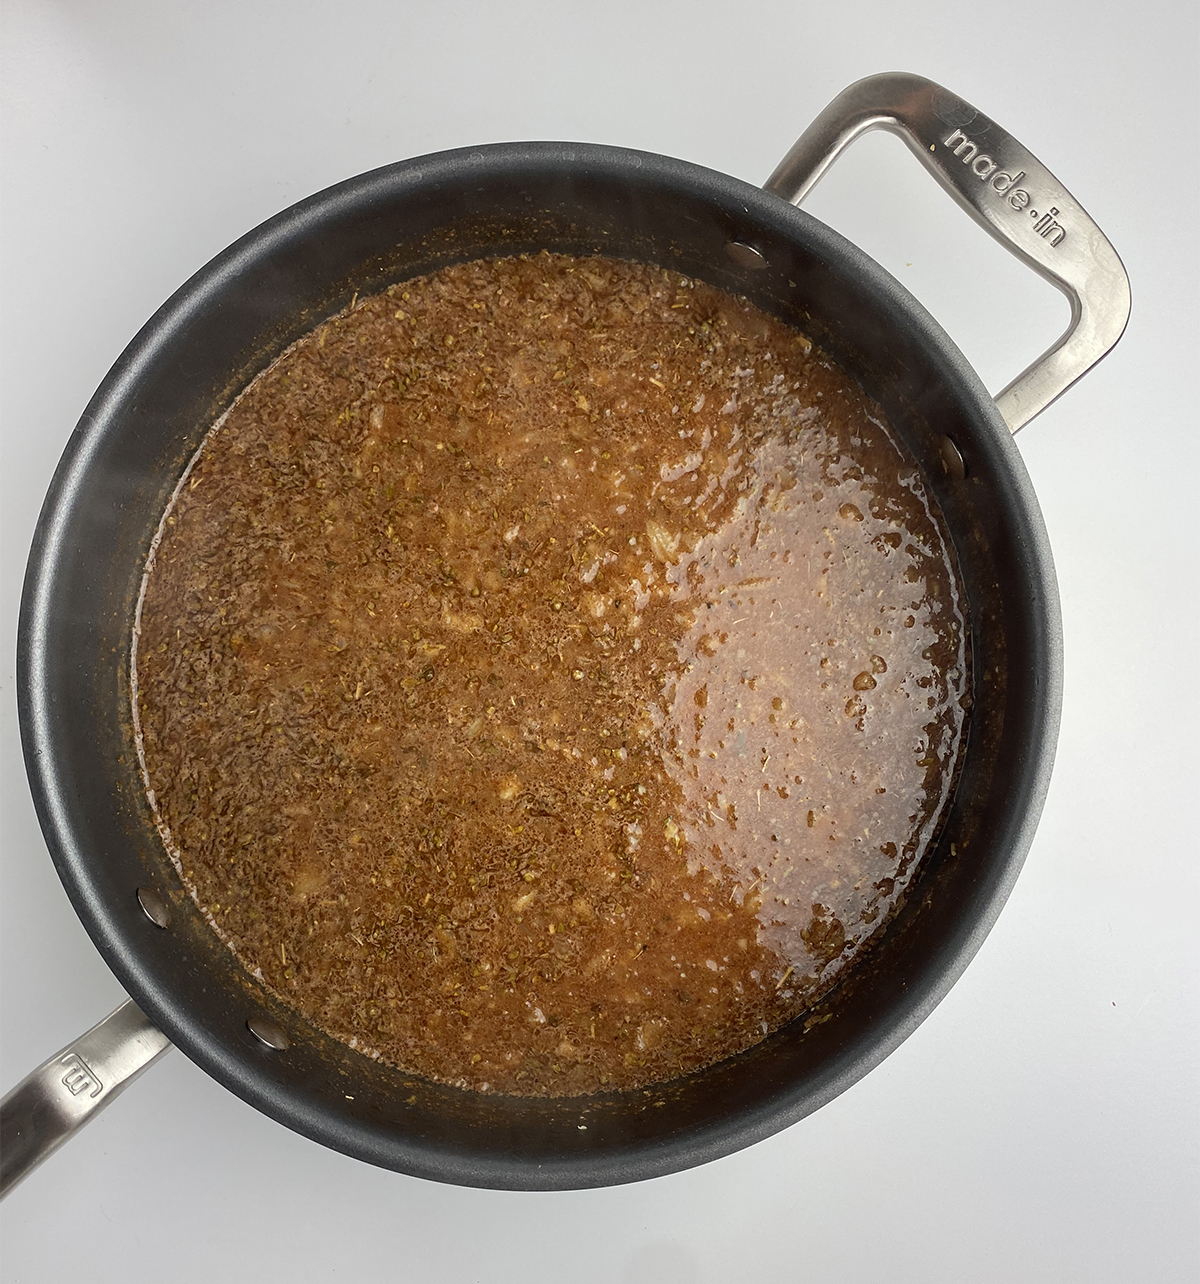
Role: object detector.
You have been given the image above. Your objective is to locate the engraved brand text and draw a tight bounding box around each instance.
[60,1052,104,1098]
[943,130,1065,247]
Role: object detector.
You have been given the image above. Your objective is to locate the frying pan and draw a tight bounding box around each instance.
[0,73,1129,1196]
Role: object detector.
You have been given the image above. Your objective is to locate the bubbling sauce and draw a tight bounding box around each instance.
[134,253,968,1096]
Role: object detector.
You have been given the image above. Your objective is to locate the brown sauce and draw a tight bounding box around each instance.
[133,253,968,1096]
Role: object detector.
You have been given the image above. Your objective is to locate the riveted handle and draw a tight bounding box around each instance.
[0,1000,172,1199]
[766,72,1130,432]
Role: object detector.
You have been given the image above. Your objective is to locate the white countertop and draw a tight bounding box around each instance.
[2,2,1196,1279]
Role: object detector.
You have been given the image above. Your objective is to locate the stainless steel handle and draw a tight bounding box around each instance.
[0,999,172,1199]
[766,72,1130,433]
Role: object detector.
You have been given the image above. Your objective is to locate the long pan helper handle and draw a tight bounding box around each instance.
[0,1000,171,1199]
[765,72,1130,432]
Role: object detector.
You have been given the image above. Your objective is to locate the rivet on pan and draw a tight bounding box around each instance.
[726,241,768,271]
[940,435,967,480]
[136,886,171,929]
[247,1016,291,1051]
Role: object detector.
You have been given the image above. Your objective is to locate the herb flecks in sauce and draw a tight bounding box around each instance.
[134,253,968,1096]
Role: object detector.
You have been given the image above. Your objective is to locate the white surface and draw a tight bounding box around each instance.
[1,2,1197,1279]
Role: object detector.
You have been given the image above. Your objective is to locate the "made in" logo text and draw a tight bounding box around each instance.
[942,129,1066,247]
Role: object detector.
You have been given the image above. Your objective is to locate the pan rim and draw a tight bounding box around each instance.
[17,138,1062,1189]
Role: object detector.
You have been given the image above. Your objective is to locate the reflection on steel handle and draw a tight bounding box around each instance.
[0,1000,172,1199]
[766,72,1131,432]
